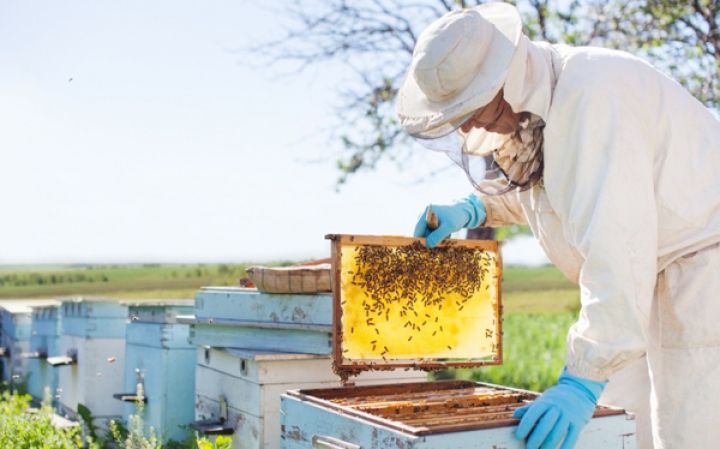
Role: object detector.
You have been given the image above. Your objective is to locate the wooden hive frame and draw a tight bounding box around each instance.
[326,234,503,377]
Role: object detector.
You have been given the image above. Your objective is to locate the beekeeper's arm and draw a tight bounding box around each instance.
[547,77,656,381]
[514,64,657,449]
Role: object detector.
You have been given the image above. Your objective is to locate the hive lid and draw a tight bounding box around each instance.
[326,234,502,379]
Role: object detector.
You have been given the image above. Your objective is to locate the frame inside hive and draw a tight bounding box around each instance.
[326,235,503,376]
[288,380,626,436]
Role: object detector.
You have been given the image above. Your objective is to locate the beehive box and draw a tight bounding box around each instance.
[53,298,128,425]
[194,347,427,449]
[281,381,636,449]
[0,300,58,388]
[187,287,332,354]
[27,301,63,402]
[183,284,427,449]
[117,300,196,442]
[278,235,636,448]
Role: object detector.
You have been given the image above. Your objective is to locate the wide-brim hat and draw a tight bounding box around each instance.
[397,2,522,138]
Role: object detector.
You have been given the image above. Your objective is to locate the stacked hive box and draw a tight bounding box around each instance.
[183,287,427,449]
[117,300,196,443]
[52,298,128,426]
[0,300,57,389]
[27,301,63,402]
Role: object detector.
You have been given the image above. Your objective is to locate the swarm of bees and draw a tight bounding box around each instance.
[346,241,495,353]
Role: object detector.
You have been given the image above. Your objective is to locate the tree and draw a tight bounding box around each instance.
[571,1,720,108]
[254,0,720,237]
[256,1,570,185]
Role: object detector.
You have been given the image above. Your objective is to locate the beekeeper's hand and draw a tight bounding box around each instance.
[413,195,486,248]
[513,369,607,449]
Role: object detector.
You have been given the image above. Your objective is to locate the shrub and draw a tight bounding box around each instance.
[0,391,96,449]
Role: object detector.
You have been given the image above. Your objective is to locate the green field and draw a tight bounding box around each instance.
[0,263,579,391]
[0,263,259,300]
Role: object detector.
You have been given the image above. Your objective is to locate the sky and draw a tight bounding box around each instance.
[0,0,548,266]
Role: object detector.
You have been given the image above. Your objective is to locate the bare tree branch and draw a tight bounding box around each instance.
[248,0,720,185]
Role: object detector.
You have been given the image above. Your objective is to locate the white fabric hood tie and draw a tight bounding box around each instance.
[503,36,562,122]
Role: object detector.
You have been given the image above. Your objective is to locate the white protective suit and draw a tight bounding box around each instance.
[479,35,720,449]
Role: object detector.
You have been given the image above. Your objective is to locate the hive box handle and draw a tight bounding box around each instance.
[312,435,361,449]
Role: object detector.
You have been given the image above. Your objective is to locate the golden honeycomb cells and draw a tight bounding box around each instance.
[339,242,499,361]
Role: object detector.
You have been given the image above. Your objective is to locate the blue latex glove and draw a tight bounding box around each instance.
[413,195,486,248]
[513,369,607,449]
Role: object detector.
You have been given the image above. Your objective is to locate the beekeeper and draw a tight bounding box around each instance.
[398,3,720,449]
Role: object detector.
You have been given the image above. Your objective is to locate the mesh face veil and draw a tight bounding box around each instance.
[412,112,545,195]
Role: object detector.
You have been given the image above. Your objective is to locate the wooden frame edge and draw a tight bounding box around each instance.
[326,234,503,375]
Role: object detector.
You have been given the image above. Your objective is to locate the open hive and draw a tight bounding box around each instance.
[289,380,532,435]
[327,235,502,378]
[281,236,635,449]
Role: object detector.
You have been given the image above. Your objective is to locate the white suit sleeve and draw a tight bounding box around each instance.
[476,181,527,227]
[544,78,657,381]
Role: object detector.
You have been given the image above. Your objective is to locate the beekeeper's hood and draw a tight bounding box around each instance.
[397,2,556,158]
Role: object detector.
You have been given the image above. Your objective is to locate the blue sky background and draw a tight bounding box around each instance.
[0,0,547,265]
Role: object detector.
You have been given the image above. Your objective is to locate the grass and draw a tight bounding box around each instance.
[0,390,230,449]
[435,313,576,391]
[430,266,578,391]
[0,264,257,299]
[0,392,91,449]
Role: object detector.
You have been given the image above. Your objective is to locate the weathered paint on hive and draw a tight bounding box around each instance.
[196,347,427,449]
[55,298,127,425]
[280,390,637,449]
[121,301,195,443]
[27,303,63,401]
[189,323,332,354]
[0,300,58,385]
[195,288,332,326]
[61,299,128,338]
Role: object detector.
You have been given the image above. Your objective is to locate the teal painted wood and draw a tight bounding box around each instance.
[1,308,32,341]
[189,323,331,354]
[126,322,192,349]
[196,348,426,449]
[27,304,62,401]
[61,299,128,338]
[280,391,637,449]
[195,288,332,326]
[61,316,128,338]
[127,302,193,324]
[122,303,196,443]
[281,395,419,449]
[0,305,33,382]
[56,334,126,421]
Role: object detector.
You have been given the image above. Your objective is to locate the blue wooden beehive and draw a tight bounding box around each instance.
[183,287,427,449]
[0,300,58,389]
[51,298,128,426]
[281,382,637,449]
[27,301,63,402]
[187,287,332,354]
[115,300,195,443]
